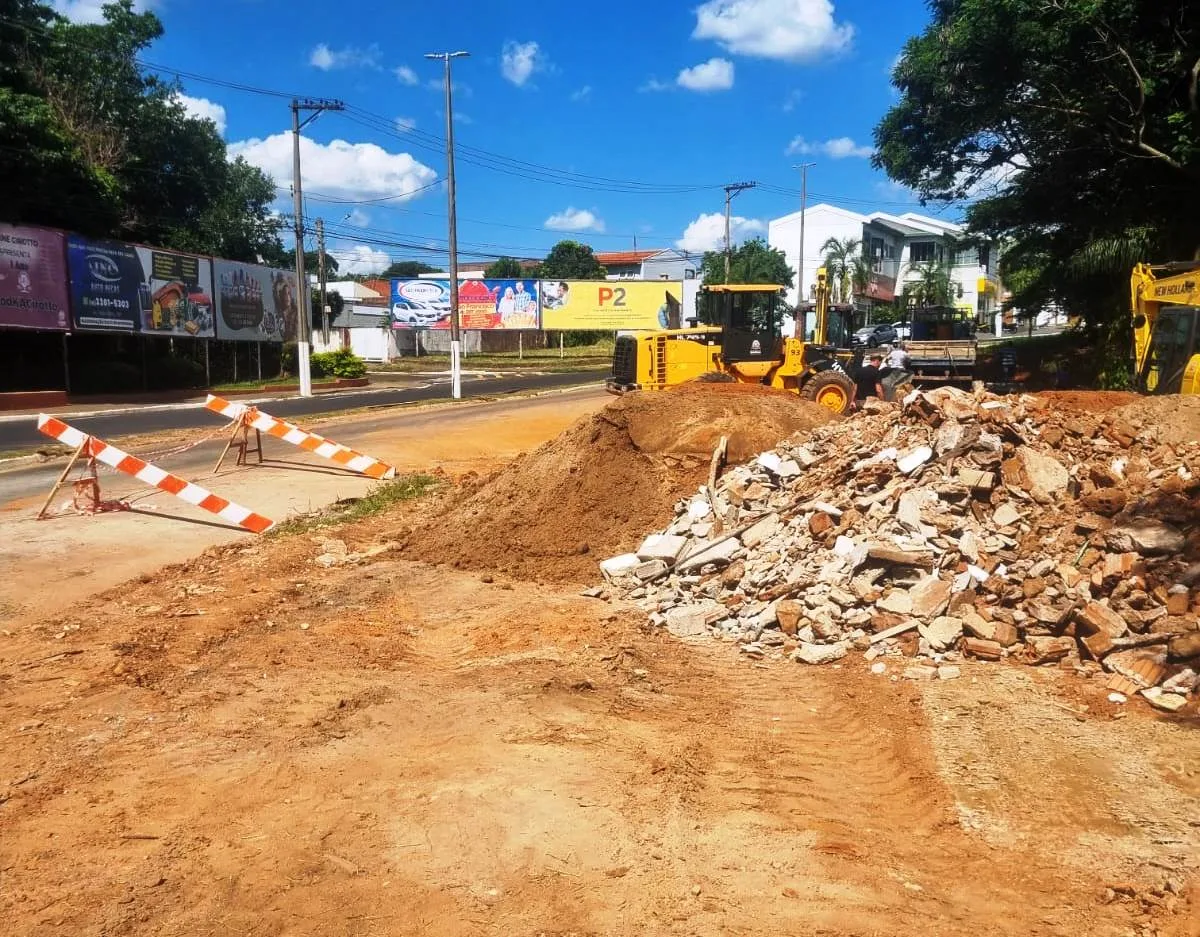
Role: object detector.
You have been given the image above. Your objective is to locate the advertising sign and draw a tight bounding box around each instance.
[0,223,70,331]
[390,278,539,330]
[540,280,682,330]
[136,246,214,337]
[66,235,215,336]
[67,235,144,332]
[214,260,300,342]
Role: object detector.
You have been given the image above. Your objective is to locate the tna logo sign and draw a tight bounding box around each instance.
[86,253,122,284]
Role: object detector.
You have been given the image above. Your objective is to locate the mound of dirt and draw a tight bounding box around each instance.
[406,385,835,583]
[1107,393,1200,446]
[1032,390,1139,414]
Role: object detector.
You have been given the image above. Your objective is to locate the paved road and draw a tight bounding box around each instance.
[0,370,603,450]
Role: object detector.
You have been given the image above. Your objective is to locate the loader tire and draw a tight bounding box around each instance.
[801,370,855,415]
[693,371,737,384]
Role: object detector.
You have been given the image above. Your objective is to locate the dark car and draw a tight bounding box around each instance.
[851,323,898,347]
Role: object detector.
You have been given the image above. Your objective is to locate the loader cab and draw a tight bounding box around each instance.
[1138,305,1200,394]
[698,285,785,363]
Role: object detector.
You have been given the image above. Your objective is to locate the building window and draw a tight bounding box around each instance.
[910,241,936,263]
[684,268,696,279]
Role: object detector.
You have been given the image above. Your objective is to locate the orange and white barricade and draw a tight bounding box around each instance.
[36,415,274,534]
[204,395,396,480]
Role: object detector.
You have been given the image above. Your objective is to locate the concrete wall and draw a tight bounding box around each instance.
[768,204,868,307]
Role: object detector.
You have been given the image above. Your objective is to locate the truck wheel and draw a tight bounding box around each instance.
[801,371,855,415]
[693,371,736,383]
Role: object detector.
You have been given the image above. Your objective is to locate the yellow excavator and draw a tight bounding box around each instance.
[605,268,858,414]
[1130,261,1200,394]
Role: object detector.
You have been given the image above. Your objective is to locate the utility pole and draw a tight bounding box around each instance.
[291,97,344,397]
[426,50,470,400]
[316,217,329,346]
[722,181,757,283]
[793,162,815,337]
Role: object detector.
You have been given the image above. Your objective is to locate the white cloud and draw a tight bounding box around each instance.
[786,135,873,158]
[395,116,416,132]
[394,65,419,86]
[329,244,391,276]
[570,85,592,102]
[676,58,735,92]
[309,43,380,71]
[675,212,765,252]
[544,207,605,233]
[639,78,673,92]
[958,154,1028,198]
[344,208,370,227]
[501,40,543,87]
[782,88,804,111]
[228,134,438,202]
[693,0,854,62]
[52,0,152,23]
[173,93,226,135]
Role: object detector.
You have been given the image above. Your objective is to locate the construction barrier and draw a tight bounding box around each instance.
[36,415,274,534]
[204,395,396,479]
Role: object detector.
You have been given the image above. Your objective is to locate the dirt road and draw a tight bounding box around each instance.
[1,507,1195,936]
[0,387,607,622]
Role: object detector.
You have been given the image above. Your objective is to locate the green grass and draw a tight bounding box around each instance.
[268,472,441,537]
[209,378,282,391]
[372,341,615,374]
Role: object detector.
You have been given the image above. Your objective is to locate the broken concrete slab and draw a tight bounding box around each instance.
[792,642,848,665]
[637,534,688,563]
[1103,519,1186,556]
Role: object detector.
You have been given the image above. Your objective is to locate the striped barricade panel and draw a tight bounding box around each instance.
[204,395,396,480]
[36,415,274,534]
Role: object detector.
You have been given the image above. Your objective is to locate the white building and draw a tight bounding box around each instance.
[767,203,1002,322]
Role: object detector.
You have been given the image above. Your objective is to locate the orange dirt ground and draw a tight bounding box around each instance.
[1,389,1198,937]
[405,384,836,583]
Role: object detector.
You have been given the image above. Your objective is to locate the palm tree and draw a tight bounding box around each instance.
[820,236,861,303]
[850,253,872,301]
[903,260,954,306]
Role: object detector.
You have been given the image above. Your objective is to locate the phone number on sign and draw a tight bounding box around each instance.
[82,297,131,310]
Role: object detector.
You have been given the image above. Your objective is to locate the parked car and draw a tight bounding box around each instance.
[893,322,911,340]
[851,323,898,347]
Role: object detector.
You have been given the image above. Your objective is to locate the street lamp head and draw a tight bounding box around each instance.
[425,51,470,59]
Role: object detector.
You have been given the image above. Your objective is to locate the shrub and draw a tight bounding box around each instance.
[309,348,366,380]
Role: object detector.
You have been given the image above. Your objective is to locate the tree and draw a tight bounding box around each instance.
[0,0,284,259]
[902,261,954,307]
[874,0,1200,330]
[850,254,872,301]
[698,237,793,287]
[484,256,524,278]
[819,237,862,303]
[280,248,340,278]
[535,241,606,280]
[382,260,440,278]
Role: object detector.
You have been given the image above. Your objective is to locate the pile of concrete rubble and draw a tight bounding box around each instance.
[599,387,1200,713]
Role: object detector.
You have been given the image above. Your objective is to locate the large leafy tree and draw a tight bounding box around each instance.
[535,240,607,279]
[382,260,440,278]
[483,256,524,278]
[874,0,1200,327]
[699,237,794,287]
[0,0,283,259]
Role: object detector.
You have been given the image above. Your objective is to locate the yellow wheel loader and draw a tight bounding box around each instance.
[605,270,857,415]
[1130,261,1200,394]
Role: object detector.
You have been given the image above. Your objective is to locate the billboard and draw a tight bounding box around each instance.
[540,280,682,330]
[214,260,300,342]
[66,235,215,336]
[0,224,70,331]
[390,278,539,330]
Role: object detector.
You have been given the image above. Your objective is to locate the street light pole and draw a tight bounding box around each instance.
[426,50,469,400]
[793,162,815,337]
[290,97,344,397]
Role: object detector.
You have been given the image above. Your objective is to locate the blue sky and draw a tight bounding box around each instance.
[60,0,942,273]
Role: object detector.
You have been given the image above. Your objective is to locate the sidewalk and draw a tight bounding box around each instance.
[0,380,422,423]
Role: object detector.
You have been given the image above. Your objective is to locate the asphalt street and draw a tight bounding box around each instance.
[0,370,603,451]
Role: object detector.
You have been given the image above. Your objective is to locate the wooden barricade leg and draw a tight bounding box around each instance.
[37,438,88,519]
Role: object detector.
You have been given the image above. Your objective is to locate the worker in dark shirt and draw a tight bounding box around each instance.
[855,353,884,406]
